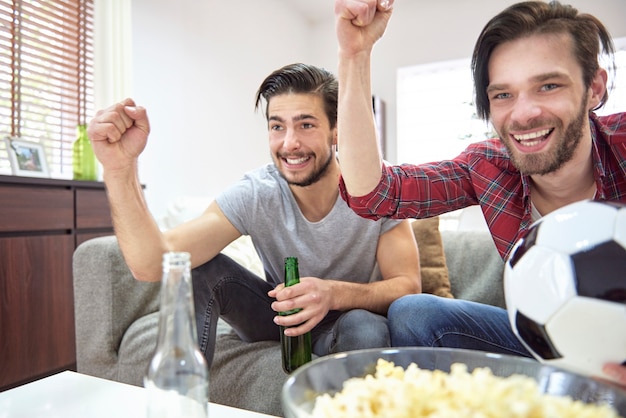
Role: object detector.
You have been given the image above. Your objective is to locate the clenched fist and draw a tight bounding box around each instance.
[335,0,394,57]
[87,98,150,173]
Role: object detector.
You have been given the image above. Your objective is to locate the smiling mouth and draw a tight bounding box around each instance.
[512,129,553,147]
[284,156,311,165]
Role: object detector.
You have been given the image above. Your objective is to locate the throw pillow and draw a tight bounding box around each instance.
[411,217,454,298]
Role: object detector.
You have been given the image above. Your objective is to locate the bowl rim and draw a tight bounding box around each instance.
[282,347,626,414]
[286,346,542,380]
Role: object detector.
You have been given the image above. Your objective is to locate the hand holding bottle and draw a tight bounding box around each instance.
[275,257,312,373]
[270,275,334,337]
[86,97,150,173]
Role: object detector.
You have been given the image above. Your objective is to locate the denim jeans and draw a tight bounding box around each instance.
[388,294,532,358]
[192,254,390,367]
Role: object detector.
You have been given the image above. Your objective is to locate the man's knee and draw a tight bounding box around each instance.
[389,294,446,320]
[333,310,390,352]
[388,294,452,340]
[339,309,386,328]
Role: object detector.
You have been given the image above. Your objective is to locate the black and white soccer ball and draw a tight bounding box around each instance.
[504,200,626,381]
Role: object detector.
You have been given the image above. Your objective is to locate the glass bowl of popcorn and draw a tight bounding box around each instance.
[282,347,626,418]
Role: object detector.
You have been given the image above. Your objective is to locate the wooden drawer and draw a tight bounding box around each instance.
[75,188,113,229]
[0,234,76,388]
[0,176,113,390]
[0,185,73,233]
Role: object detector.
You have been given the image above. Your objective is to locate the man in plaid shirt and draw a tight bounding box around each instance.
[334,0,626,386]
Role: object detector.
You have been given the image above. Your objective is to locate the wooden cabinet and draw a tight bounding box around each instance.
[0,175,113,390]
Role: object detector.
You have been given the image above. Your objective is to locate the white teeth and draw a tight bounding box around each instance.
[286,157,309,164]
[513,129,551,141]
[518,139,542,147]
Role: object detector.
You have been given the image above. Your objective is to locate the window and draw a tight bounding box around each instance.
[0,0,94,178]
[597,37,626,116]
[397,57,483,165]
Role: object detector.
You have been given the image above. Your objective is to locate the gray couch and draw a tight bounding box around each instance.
[72,229,504,417]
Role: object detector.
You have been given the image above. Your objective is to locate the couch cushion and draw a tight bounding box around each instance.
[440,229,505,307]
[73,235,162,385]
[411,217,453,298]
[220,235,265,278]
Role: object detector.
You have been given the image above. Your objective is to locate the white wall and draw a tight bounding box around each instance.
[309,0,626,164]
[131,0,318,219]
[130,0,626,220]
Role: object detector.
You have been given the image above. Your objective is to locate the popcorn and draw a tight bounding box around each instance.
[311,359,621,418]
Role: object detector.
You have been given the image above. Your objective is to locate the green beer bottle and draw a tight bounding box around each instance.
[279,257,312,373]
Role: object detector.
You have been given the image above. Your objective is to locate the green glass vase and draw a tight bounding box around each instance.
[72,124,97,181]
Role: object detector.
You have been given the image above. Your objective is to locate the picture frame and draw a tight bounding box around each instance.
[5,137,50,178]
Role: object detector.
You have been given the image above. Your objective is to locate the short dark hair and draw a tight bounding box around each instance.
[471,1,615,121]
[255,63,338,129]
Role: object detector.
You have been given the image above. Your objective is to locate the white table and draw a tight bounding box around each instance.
[0,371,279,418]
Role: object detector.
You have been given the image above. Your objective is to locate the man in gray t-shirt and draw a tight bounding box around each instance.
[86,63,421,369]
[216,163,399,289]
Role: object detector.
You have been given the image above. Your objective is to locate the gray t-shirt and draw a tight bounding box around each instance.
[215,164,401,287]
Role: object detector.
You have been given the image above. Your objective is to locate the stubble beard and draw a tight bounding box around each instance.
[275,145,334,187]
[500,98,588,176]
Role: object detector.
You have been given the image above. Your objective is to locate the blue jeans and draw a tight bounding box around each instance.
[388,294,532,357]
[192,254,390,367]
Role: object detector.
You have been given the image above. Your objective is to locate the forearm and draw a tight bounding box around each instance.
[337,49,384,197]
[103,165,169,282]
[329,275,420,315]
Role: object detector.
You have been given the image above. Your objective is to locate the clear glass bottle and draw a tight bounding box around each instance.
[279,257,312,373]
[144,252,209,418]
[72,123,97,180]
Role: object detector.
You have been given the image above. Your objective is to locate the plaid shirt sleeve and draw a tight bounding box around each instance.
[339,114,626,260]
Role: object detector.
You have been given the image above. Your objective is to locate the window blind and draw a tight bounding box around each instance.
[0,0,94,178]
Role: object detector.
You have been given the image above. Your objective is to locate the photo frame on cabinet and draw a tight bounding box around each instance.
[5,137,50,178]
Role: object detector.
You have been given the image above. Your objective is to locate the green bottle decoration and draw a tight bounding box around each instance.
[73,124,97,180]
[279,257,312,373]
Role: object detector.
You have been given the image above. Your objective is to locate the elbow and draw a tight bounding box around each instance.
[405,271,422,295]
[129,267,161,282]
[412,275,423,295]
[396,274,422,296]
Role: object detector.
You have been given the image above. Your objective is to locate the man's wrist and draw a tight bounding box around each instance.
[338,47,372,67]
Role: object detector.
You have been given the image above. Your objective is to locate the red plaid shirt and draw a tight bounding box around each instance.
[339,112,626,260]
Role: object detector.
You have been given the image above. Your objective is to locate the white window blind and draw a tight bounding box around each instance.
[0,0,94,178]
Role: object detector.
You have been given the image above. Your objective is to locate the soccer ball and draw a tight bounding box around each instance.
[504,200,626,380]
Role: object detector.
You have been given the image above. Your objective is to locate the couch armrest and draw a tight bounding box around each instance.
[440,230,505,308]
[73,235,161,382]
[73,235,287,416]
